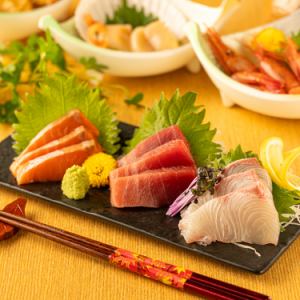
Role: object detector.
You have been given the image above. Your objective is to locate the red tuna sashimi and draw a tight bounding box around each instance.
[110,167,196,208]
[118,125,189,167]
[110,140,196,179]
[20,109,99,156]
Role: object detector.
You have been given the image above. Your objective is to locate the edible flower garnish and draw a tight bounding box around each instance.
[83,153,117,188]
[61,165,90,200]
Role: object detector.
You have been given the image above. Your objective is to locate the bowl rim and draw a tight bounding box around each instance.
[40,15,193,60]
[0,0,70,17]
[187,22,300,103]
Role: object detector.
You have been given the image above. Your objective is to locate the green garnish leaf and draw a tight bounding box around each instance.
[124,92,144,108]
[272,182,300,223]
[106,0,157,28]
[79,57,107,72]
[124,89,221,166]
[211,145,258,168]
[13,74,120,155]
[291,31,300,49]
[0,90,19,123]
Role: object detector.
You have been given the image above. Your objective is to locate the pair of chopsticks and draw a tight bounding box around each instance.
[0,210,270,300]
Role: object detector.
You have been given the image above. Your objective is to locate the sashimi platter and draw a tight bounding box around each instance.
[1,0,300,276]
[0,72,300,274]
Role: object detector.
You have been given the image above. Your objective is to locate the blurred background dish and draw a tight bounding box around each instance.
[0,0,72,42]
[186,9,300,119]
[39,0,200,77]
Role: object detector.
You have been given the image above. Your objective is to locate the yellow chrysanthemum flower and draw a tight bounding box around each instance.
[83,152,117,188]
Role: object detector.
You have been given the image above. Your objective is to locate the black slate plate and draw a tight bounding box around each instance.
[0,122,299,274]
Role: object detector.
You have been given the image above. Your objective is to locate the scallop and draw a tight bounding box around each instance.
[131,27,154,52]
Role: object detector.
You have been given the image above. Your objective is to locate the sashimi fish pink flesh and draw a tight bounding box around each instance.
[222,158,261,177]
[16,140,98,185]
[179,182,280,245]
[214,168,272,195]
[118,125,189,167]
[20,109,99,156]
[110,140,196,179]
[110,167,197,208]
[10,126,102,177]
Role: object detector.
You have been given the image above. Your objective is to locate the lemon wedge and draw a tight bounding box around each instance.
[259,137,284,185]
[253,28,286,52]
[281,147,300,191]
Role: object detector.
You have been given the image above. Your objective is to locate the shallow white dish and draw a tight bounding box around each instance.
[0,0,72,42]
[39,0,197,77]
[186,9,300,119]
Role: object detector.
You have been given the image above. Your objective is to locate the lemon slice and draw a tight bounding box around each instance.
[281,147,300,191]
[259,137,284,185]
[253,27,286,52]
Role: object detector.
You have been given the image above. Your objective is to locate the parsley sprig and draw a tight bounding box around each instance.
[106,0,157,28]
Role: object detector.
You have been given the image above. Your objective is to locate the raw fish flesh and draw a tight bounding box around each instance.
[222,157,261,177]
[118,125,189,167]
[179,182,280,245]
[20,109,99,156]
[214,168,272,195]
[16,140,98,185]
[10,126,101,177]
[110,167,196,208]
[110,139,196,179]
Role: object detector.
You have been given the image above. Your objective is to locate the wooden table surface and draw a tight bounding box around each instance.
[1,1,300,298]
[1,68,300,300]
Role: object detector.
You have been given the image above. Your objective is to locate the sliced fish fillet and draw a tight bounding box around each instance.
[16,140,98,185]
[118,125,189,167]
[20,109,99,156]
[215,168,272,195]
[110,167,196,208]
[222,158,261,177]
[10,126,101,177]
[111,139,196,179]
[179,182,280,245]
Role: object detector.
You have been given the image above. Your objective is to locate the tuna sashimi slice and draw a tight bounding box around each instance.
[16,140,98,185]
[10,126,102,177]
[110,167,196,208]
[110,140,196,179]
[20,109,99,156]
[179,182,280,245]
[223,158,261,178]
[118,125,189,167]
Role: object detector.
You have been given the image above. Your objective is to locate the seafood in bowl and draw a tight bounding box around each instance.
[186,9,300,119]
[0,0,72,42]
[0,0,57,12]
[206,27,300,95]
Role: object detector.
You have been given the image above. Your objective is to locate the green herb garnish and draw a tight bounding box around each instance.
[79,57,107,72]
[272,182,300,223]
[211,145,258,169]
[13,74,120,155]
[124,89,221,166]
[106,0,157,28]
[124,92,144,108]
[192,167,223,196]
[291,31,300,49]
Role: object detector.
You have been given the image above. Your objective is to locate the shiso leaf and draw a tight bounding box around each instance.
[13,74,120,155]
[272,182,300,223]
[124,89,221,166]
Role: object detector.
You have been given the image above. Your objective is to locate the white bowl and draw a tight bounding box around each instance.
[39,15,195,77]
[0,0,72,42]
[186,10,300,119]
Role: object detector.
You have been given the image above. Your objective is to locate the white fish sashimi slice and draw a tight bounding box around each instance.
[223,157,261,177]
[179,182,280,246]
[180,191,213,219]
[215,168,272,195]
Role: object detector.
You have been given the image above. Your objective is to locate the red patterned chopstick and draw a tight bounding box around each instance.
[0,209,270,300]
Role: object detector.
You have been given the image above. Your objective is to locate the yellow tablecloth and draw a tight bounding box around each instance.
[1,68,300,300]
